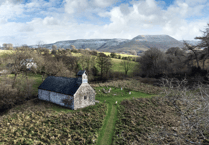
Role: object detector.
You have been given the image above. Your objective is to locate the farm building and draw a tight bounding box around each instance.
[38,70,96,110]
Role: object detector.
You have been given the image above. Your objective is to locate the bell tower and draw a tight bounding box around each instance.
[77,70,88,84]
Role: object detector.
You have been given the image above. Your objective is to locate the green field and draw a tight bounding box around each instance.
[102,52,138,58]
[0,50,139,76]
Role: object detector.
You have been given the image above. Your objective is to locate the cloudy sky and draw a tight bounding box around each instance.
[0,0,209,47]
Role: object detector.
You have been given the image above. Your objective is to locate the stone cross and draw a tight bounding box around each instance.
[121,87,122,90]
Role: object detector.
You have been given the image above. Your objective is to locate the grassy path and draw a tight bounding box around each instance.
[97,103,117,145]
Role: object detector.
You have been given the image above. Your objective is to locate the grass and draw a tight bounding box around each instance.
[93,86,162,145]
[5,72,43,95]
[103,52,138,58]
[111,58,137,75]
[97,104,117,145]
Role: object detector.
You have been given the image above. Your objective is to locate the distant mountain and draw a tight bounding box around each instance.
[29,39,130,51]
[28,35,200,53]
[105,35,186,52]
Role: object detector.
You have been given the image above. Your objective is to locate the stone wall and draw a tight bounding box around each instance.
[74,83,96,110]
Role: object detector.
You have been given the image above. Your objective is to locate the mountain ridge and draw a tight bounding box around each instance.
[27,35,203,53]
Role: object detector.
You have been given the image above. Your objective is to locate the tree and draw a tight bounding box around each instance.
[110,52,117,58]
[118,55,121,59]
[120,60,133,76]
[97,53,112,79]
[165,47,188,74]
[90,50,98,56]
[6,46,35,88]
[191,23,209,70]
[52,45,57,51]
[71,45,78,53]
[129,50,137,55]
[137,47,166,77]
[182,41,201,70]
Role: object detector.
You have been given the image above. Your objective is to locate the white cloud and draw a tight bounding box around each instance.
[92,0,118,8]
[0,1,24,24]
[43,17,59,25]
[64,0,89,14]
[0,0,209,47]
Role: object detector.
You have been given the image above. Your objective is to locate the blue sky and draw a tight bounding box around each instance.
[0,0,209,47]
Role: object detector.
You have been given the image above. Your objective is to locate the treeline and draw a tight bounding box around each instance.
[133,23,209,87]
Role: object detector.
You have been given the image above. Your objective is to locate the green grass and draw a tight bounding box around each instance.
[5,72,43,95]
[103,52,138,58]
[97,103,117,145]
[94,86,159,104]
[111,58,138,75]
[94,86,161,144]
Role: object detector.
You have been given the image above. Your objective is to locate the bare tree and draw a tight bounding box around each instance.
[137,47,166,77]
[71,45,78,53]
[120,60,133,76]
[191,23,209,70]
[5,46,34,88]
[52,45,57,50]
[129,50,137,55]
[149,77,209,145]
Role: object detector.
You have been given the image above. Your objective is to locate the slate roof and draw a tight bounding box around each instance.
[38,76,81,96]
[77,70,86,76]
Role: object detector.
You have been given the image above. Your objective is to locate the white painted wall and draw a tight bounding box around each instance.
[38,89,74,109]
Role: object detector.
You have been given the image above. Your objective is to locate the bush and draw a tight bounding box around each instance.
[51,49,57,55]
[110,52,116,58]
[90,50,97,56]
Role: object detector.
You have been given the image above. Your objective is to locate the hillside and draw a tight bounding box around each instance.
[24,35,198,53]
[106,35,186,52]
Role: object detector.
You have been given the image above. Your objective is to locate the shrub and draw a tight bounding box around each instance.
[51,49,57,55]
[110,52,117,58]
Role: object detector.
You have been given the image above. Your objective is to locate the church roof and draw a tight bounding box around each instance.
[38,76,81,96]
[77,70,86,76]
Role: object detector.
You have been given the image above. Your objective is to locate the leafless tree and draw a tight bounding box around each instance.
[5,46,34,88]
[137,47,167,77]
[120,60,133,76]
[191,23,209,70]
[149,77,209,145]
[129,50,137,55]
